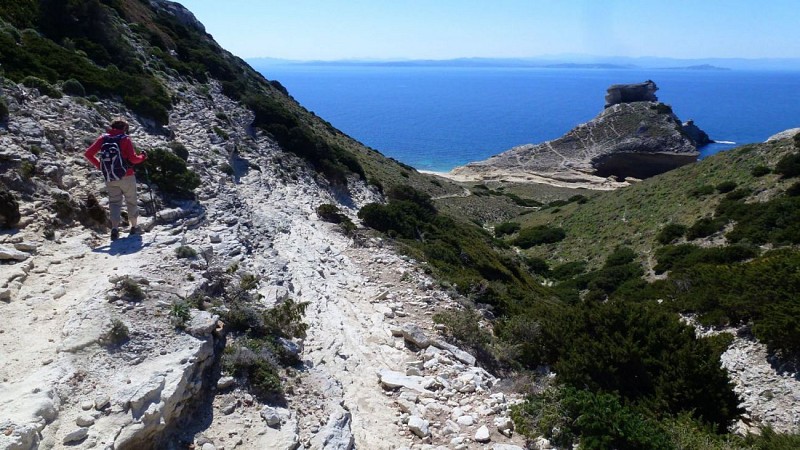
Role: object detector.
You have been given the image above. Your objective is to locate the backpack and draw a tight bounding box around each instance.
[99,134,129,182]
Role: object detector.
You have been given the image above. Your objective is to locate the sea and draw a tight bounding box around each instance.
[255,65,800,172]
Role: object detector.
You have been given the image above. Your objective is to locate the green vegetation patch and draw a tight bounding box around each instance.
[359,185,544,312]
[141,148,200,199]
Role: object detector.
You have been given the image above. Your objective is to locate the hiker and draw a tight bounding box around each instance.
[84,118,147,240]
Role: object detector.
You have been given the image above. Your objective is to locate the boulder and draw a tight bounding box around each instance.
[474,425,491,443]
[408,415,430,438]
[185,311,219,337]
[0,246,28,261]
[62,428,88,444]
[401,324,431,348]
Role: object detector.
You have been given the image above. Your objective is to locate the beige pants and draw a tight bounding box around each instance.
[107,175,138,225]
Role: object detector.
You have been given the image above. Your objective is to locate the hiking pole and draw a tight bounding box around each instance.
[142,162,160,224]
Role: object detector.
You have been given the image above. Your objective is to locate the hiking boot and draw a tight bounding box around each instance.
[110,228,119,240]
[129,226,141,235]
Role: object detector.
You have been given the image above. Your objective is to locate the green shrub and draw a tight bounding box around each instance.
[513,225,566,248]
[715,181,737,194]
[494,221,521,237]
[170,300,191,329]
[656,223,687,245]
[775,152,800,178]
[0,189,21,228]
[317,203,343,223]
[222,338,283,401]
[550,261,587,280]
[689,184,715,198]
[212,126,229,140]
[604,246,636,267]
[169,142,190,161]
[20,161,35,179]
[516,387,673,450]
[686,217,726,240]
[786,181,800,197]
[662,249,800,355]
[721,195,800,245]
[220,163,234,175]
[751,165,771,177]
[744,427,800,450]
[103,319,129,346]
[0,96,8,122]
[433,307,491,350]
[117,277,145,301]
[525,257,550,275]
[175,245,197,259]
[540,300,742,431]
[22,76,61,98]
[141,148,201,199]
[653,244,758,274]
[61,78,85,96]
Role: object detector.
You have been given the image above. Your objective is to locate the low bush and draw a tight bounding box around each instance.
[656,223,687,245]
[524,257,550,275]
[117,277,145,301]
[0,189,21,228]
[22,76,61,98]
[141,148,201,199]
[169,300,191,329]
[220,163,234,175]
[433,307,491,350]
[494,221,521,237]
[512,387,673,450]
[102,319,129,346]
[513,225,566,248]
[61,78,86,97]
[222,338,283,402]
[168,142,190,161]
[686,216,726,240]
[538,300,742,431]
[659,249,800,355]
[715,181,737,193]
[0,96,9,122]
[774,152,800,178]
[751,165,771,177]
[550,261,587,280]
[653,244,758,274]
[688,184,715,198]
[175,245,197,259]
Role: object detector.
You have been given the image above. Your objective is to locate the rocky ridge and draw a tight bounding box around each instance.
[450,83,707,189]
[0,74,530,449]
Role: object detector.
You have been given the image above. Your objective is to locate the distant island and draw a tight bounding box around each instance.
[659,64,731,71]
[249,56,800,71]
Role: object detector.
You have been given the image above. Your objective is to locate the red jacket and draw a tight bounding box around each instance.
[84,128,146,177]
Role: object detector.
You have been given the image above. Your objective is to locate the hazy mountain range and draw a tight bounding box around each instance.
[248,55,800,71]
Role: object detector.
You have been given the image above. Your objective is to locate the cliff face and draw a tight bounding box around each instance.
[451,86,708,188]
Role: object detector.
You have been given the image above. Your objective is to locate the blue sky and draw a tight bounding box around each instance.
[178,0,800,60]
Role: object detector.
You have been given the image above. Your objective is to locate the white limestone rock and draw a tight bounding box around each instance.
[474,425,491,443]
[408,415,430,438]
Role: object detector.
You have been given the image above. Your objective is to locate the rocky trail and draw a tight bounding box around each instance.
[0,81,528,450]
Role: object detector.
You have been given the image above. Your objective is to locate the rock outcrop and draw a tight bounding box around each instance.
[605,80,658,107]
[450,82,710,188]
[683,119,713,146]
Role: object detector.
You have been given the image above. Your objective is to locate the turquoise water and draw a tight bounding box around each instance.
[256,65,800,172]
